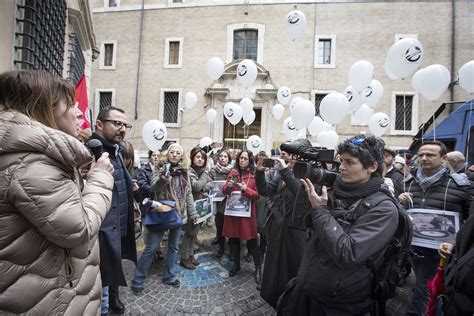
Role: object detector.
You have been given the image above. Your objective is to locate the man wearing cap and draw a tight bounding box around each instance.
[384,148,405,196]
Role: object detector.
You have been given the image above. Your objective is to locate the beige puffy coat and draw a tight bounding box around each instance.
[0,110,114,315]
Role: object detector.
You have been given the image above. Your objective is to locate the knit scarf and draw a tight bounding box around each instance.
[192,165,206,178]
[332,175,384,209]
[214,162,233,175]
[168,163,188,211]
[415,165,447,192]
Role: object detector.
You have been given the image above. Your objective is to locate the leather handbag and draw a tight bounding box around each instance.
[143,200,183,232]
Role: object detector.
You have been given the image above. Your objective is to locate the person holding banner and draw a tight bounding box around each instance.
[222,150,262,289]
[131,143,198,291]
[398,140,473,316]
[180,147,214,270]
[209,150,234,259]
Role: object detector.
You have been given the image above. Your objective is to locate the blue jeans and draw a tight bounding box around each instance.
[101,286,109,314]
[132,227,181,288]
[405,246,439,316]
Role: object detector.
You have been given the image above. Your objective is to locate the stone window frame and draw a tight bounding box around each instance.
[164,37,184,68]
[103,0,120,8]
[159,88,183,128]
[390,91,419,136]
[94,88,116,118]
[99,40,117,70]
[226,23,265,64]
[314,34,336,69]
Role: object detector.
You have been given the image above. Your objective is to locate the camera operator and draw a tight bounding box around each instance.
[278,134,399,315]
[255,140,313,308]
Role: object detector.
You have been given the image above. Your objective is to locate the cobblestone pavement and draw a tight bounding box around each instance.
[118,225,414,315]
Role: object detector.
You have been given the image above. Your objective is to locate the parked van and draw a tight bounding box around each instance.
[409,99,474,164]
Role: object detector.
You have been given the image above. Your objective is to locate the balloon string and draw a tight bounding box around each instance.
[233,125,236,150]
[432,101,436,141]
[466,98,473,165]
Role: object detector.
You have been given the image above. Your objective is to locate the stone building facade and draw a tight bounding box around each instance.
[90,0,473,156]
[0,0,97,95]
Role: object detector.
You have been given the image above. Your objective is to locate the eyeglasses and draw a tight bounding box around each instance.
[102,119,132,131]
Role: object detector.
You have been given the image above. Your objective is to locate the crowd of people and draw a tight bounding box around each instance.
[0,69,473,316]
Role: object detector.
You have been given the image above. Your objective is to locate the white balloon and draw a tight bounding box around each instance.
[319,92,350,125]
[282,117,298,140]
[272,104,285,120]
[385,38,424,80]
[240,97,254,117]
[290,96,303,112]
[384,61,398,80]
[291,99,315,129]
[224,102,243,125]
[362,80,384,108]
[412,64,451,101]
[458,60,474,94]
[199,137,213,148]
[307,116,325,136]
[352,104,373,125]
[348,60,374,92]
[206,109,217,123]
[284,10,306,41]
[322,121,335,132]
[236,59,258,88]
[184,92,197,109]
[277,86,292,105]
[243,110,256,126]
[317,131,339,149]
[246,135,263,155]
[206,57,225,81]
[142,120,167,151]
[344,86,363,114]
[368,112,390,137]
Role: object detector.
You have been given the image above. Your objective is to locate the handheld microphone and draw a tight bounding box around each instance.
[86,139,103,161]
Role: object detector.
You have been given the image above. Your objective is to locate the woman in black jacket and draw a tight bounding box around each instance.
[279,135,399,315]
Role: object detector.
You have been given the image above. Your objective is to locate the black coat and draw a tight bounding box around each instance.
[385,166,405,196]
[279,188,399,315]
[444,214,474,315]
[256,167,312,308]
[89,134,137,287]
[402,167,473,221]
[135,162,154,214]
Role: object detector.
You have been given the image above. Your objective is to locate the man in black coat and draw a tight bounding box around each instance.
[399,141,473,316]
[89,106,137,315]
[384,148,405,195]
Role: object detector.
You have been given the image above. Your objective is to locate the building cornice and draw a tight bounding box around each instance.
[93,0,444,14]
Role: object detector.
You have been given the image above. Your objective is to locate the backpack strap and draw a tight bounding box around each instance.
[346,189,394,224]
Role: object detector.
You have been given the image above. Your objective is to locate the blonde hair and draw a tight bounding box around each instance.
[166,143,190,170]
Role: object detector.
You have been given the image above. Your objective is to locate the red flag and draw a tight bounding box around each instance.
[75,75,91,129]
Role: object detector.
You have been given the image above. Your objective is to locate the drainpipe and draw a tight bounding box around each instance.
[134,0,145,119]
[449,0,455,104]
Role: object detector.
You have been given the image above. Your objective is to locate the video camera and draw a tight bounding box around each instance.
[280,139,339,187]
